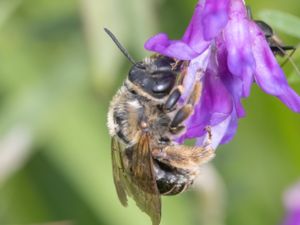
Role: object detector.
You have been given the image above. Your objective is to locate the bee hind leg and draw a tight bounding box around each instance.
[154,124,213,170]
[152,143,215,171]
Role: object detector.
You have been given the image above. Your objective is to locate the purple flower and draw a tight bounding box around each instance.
[145,0,300,148]
[282,181,300,225]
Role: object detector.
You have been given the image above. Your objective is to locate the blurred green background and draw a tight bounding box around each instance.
[0,0,300,225]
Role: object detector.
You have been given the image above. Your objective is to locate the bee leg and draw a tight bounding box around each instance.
[170,104,193,129]
[153,127,214,170]
[152,144,215,171]
[163,86,183,112]
[186,82,202,106]
[280,46,296,62]
[169,82,202,133]
[170,125,185,135]
[203,126,212,147]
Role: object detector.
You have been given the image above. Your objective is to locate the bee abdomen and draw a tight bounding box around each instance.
[157,177,191,196]
[154,162,193,195]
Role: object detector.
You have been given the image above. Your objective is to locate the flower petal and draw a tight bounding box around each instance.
[283,181,300,225]
[223,12,255,96]
[181,48,211,101]
[250,22,300,113]
[201,0,230,40]
[282,211,300,225]
[144,33,199,60]
[284,181,300,211]
[182,61,234,140]
[219,110,238,144]
[196,114,233,149]
[145,1,211,59]
[181,1,210,53]
[217,39,246,118]
[220,72,246,118]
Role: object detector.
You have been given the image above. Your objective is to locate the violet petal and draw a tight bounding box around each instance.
[217,38,246,118]
[201,0,230,40]
[250,22,300,113]
[181,48,211,101]
[182,1,211,53]
[282,181,300,225]
[219,110,238,144]
[196,114,233,149]
[144,33,199,60]
[224,18,255,97]
[183,63,233,140]
[282,211,300,225]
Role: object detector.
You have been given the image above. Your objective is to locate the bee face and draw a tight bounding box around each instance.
[128,56,179,99]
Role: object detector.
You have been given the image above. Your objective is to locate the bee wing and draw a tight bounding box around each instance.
[111,134,161,225]
[111,135,128,206]
[129,133,161,225]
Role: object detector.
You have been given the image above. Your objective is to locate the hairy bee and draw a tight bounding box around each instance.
[105,28,214,225]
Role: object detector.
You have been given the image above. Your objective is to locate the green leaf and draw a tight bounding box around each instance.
[258,9,300,38]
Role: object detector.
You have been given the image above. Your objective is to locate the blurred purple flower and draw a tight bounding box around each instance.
[145,0,300,148]
[283,181,300,225]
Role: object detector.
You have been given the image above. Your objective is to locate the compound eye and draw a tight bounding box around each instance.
[152,75,176,94]
[129,64,144,82]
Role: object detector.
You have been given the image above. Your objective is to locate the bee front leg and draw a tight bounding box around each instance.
[163,86,183,112]
[169,82,202,134]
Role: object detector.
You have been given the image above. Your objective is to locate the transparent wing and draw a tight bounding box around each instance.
[111,135,128,206]
[130,133,161,225]
[111,134,161,225]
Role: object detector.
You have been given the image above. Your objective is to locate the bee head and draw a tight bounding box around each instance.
[255,20,273,38]
[128,56,180,99]
[103,29,181,99]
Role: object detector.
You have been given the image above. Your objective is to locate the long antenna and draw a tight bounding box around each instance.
[280,47,295,67]
[104,28,137,65]
[277,45,300,76]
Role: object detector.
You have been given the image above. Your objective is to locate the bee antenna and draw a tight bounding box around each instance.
[104,28,137,65]
[280,47,295,67]
[277,45,300,77]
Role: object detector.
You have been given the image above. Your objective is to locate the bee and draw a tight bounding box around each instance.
[254,20,296,57]
[255,20,300,75]
[247,6,299,71]
[105,28,215,225]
